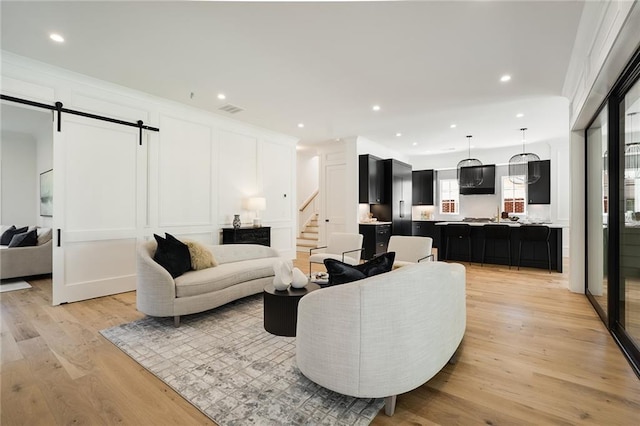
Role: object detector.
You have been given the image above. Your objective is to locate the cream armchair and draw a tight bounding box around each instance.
[309,232,363,273]
[296,261,466,416]
[387,235,434,268]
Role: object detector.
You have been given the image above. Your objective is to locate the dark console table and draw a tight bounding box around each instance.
[221,226,270,246]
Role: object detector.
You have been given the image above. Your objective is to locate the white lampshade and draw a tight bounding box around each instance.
[246,197,266,211]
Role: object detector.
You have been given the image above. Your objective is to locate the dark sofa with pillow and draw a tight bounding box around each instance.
[0,225,53,279]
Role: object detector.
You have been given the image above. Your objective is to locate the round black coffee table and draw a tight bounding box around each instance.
[263,283,320,337]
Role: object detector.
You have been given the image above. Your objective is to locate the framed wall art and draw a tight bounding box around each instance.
[40,169,53,217]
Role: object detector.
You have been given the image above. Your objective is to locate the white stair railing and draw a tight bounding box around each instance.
[298,189,319,236]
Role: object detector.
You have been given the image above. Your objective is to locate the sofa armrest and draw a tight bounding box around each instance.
[136,241,178,317]
[296,283,363,396]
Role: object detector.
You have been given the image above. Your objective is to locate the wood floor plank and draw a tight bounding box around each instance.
[0,359,59,426]
[1,257,639,425]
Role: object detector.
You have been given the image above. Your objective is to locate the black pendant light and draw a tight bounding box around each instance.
[508,128,541,184]
[625,112,640,179]
[457,135,483,188]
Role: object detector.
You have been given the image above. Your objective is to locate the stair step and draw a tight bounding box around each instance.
[309,220,318,226]
[305,226,319,233]
[296,238,317,247]
[301,231,318,239]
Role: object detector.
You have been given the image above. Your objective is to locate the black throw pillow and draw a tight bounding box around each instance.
[358,251,396,277]
[324,252,396,286]
[153,233,192,278]
[8,229,38,247]
[323,259,367,286]
[1,225,28,245]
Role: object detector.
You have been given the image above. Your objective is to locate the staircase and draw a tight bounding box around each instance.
[297,214,319,252]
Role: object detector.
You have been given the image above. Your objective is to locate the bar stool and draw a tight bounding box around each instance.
[444,224,472,263]
[482,224,511,268]
[518,225,551,273]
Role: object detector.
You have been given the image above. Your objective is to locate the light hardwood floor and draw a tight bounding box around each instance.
[2,256,640,425]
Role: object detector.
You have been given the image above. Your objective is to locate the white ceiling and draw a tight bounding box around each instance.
[0,1,584,154]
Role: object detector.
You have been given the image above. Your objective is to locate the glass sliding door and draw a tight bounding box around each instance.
[620,80,640,348]
[585,47,640,376]
[586,107,609,320]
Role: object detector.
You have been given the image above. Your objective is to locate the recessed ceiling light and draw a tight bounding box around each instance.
[217,93,226,100]
[450,124,457,129]
[396,132,402,137]
[297,123,304,128]
[412,142,418,146]
[516,113,524,118]
[372,105,381,111]
[500,74,511,82]
[49,33,64,43]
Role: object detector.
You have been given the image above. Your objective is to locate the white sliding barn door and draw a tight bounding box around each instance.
[52,115,145,305]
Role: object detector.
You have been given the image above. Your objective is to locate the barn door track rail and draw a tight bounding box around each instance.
[1,94,159,145]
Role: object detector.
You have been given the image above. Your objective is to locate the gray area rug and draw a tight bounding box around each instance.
[100,294,384,425]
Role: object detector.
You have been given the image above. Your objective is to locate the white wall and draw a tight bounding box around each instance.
[296,148,319,207]
[562,0,640,293]
[2,51,298,304]
[1,131,37,225]
[356,136,409,163]
[36,122,53,228]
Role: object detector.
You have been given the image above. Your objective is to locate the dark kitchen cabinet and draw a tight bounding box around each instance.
[412,221,441,254]
[359,154,384,204]
[359,224,391,260]
[528,160,551,204]
[373,159,412,236]
[412,169,434,205]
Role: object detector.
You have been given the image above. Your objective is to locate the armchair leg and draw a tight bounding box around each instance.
[174,316,180,328]
[384,395,397,416]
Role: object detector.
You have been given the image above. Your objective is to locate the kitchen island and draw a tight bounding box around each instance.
[435,221,565,272]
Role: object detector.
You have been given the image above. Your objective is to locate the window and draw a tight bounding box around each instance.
[440,179,459,214]
[502,176,526,214]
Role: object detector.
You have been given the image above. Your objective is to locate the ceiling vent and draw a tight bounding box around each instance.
[219,104,244,114]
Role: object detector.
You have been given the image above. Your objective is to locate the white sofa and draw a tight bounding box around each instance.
[137,241,281,326]
[0,226,53,280]
[296,261,466,416]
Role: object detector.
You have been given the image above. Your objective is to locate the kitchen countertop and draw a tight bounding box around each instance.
[359,222,392,225]
[434,221,567,228]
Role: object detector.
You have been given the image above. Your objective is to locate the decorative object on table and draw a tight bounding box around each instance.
[290,267,309,288]
[509,128,541,184]
[310,272,329,285]
[625,112,640,179]
[457,135,483,188]
[39,169,53,217]
[101,295,384,425]
[272,258,293,291]
[501,211,509,219]
[509,216,520,221]
[232,214,241,229]
[244,196,266,227]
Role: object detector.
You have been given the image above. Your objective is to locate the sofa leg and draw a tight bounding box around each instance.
[384,395,396,416]
[174,316,180,328]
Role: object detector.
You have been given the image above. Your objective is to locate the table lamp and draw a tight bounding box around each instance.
[246,197,266,227]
